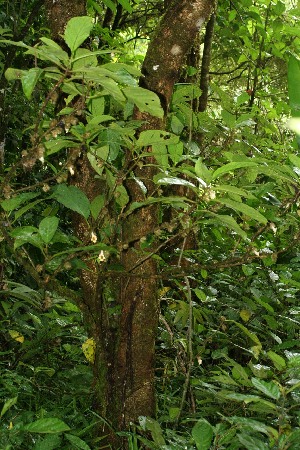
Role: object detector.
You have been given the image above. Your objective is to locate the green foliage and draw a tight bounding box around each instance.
[1,2,300,449]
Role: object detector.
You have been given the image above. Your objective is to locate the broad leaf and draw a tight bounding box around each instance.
[53,184,90,219]
[251,378,281,400]
[123,86,164,118]
[64,16,94,53]
[212,161,257,180]
[136,130,179,147]
[23,418,70,433]
[217,198,267,224]
[288,55,300,117]
[192,419,214,450]
[39,216,59,244]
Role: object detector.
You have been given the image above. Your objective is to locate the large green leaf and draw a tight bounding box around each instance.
[204,213,247,240]
[23,418,70,433]
[53,184,90,219]
[123,86,164,118]
[64,16,94,53]
[192,419,214,450]
[251,378,281,400]
[136,130,178,147]
[217,198,267,224]
[288,55,300,117]
[21,68,43,99]
[212,161,257,180]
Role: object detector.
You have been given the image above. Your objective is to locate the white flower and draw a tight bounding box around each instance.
[269,271,279,282]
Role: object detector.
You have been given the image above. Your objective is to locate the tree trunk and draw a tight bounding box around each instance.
[45,0,214,448]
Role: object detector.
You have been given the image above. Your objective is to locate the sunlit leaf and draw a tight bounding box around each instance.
[64,16,94,53]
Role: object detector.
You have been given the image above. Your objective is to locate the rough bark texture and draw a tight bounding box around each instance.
[140,0,214,115]
[44,0,86,39]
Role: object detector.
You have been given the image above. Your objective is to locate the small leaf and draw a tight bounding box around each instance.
[251,377,281,400]
[90,194,105,220]
[8,330,24,343]
[39,216,59,244]
[23,418,70,433]
[64,16,94,53]
[21,68,43,99]
[240,309,252,322]
[192,419,214,450]
[1,397,18,418]
[53,184,90,219]
[267,351,286,371]
[114,185,129,208]
[82,338,96,364]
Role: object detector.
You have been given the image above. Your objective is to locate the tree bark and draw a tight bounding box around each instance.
[45,0,214,448]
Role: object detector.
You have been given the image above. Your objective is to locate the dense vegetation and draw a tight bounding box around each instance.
[2,0,300,449]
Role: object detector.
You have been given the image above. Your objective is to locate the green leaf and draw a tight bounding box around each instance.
[139,417,166,446]
[195,158,212,184]
[23,418,70,433]
[114,185,129,208]
[65,434,91,450]
[71,48,98,69]
[230,321,262,346]
[53,184,90,219]
[267,351,286,371]
[1,192,39,211]
[288,55,300,117]
[136,130,179,147]
[192,419,214,450]
[64,16,94,53]
[5,67,26,81]
[21,68,43,99]
[217,198,267,224]
[39,216,59,244]
[90,194,105,220]
[229,417,277,437]
[123,87,164,118]
[251,378,281,400]
[237,433,269,450]
[33,435,62,450]
[212,161,257,180]
[44,139,80,156]
[168,142,183,165]
[1,397,18,418]
[204,212,247,240]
